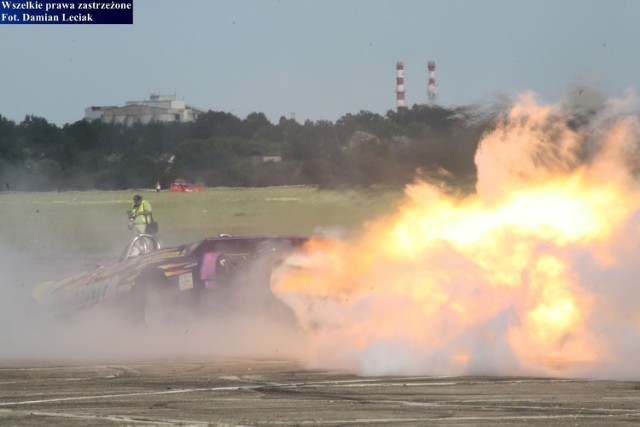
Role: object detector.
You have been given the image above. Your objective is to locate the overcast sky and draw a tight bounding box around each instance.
[1,0,638,126]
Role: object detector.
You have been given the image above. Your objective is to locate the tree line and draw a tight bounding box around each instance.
[0,104,499,192]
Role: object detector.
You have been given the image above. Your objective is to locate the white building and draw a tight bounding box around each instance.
[84,94,205,125]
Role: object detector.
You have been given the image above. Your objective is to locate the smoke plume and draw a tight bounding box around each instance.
[274,90,640,380]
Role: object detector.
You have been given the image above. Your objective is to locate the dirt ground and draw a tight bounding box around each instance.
[1,358,639,426]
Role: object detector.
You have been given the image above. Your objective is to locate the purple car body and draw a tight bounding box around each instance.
[33,234,309,323]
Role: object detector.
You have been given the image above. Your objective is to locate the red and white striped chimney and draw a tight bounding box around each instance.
[396,61,406,109]
[428,61,437,103]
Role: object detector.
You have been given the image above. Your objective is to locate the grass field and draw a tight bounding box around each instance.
[0,186,405,257]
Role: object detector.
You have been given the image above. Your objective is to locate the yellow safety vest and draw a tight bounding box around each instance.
[129,200,152,225]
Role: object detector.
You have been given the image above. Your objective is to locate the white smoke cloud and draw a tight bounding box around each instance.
[0,237,304,364]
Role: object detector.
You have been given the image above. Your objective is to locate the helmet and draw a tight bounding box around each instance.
[133,194,142,201]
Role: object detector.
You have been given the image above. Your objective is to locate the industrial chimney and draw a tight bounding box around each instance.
[428,61,437,103]
[396,61,406,109]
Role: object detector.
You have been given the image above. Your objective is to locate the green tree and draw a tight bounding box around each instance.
[0,115,21,163]
[32,158,63,190]
[191,111,243,139]
[19,115,72,167]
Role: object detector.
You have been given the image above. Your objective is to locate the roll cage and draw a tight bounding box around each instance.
[119,234,162,262]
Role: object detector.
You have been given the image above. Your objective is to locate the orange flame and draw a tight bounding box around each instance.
[274,92,640,378]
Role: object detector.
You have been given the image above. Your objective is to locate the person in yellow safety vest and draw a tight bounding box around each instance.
[127,194,152,235]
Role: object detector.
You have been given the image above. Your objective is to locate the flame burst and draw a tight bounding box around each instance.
[273,91,640,379]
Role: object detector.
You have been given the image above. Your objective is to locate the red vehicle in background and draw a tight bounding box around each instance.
[170,179,205,192]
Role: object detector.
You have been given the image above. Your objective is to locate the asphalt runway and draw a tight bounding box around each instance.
[1,358,639,426]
